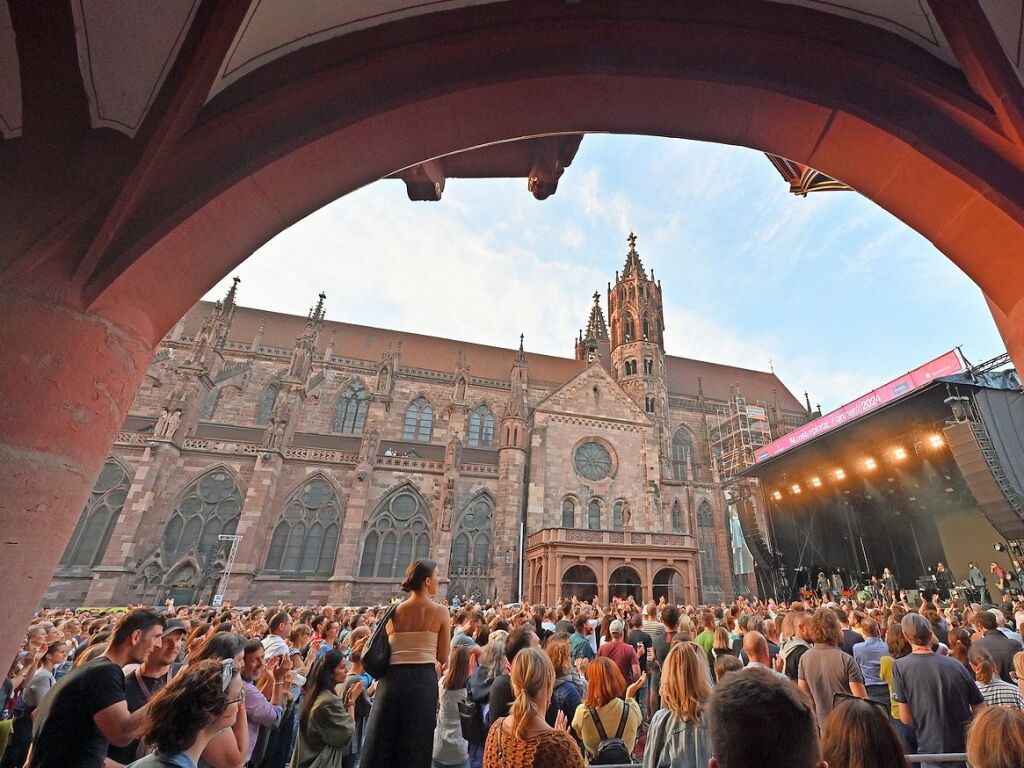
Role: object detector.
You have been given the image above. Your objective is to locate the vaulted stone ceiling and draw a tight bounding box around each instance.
[3,0,1024,141]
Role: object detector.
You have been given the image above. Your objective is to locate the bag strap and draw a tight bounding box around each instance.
[589,707,609,741]
[496,717,507,768]
[614,699,630,739]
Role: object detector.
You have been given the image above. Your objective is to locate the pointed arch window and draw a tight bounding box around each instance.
[645,395,655,413]
[644,358,653,375]
[163,469,242,559]
[403,397,433,441]
[561,498,576,528]
[697,500,723,601]
[672,429,696,481]
[358,488,432,578]
[642,314,650,340]
[256,382,280,425]
[450,497,493,573]
[60,459,131,567]
[333,381,369,435]
[467,405,495,447]
[263,477,342,576]
[613,501,624,531]
[587,500,601,530]
[623,315,635,343]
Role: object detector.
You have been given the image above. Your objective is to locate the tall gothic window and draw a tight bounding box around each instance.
[467,405,495,447]
[450,497,493,573]
[263,476,342,575]
[358,488,431,578]
[642,314,650,340]
[697,500,723,601]
[645,395,655,413]
[643,358,653,375]
[671,499,683,533]
[163,469,242,558]
[333,381,368,435]
[672,429,696,481]
[613,501,624,531]
[587,499,601,530]
[60,459,131,567]
[256,383,279,425]
[561,497,576,528]
[403,397,433,441]
[623,314,635,342]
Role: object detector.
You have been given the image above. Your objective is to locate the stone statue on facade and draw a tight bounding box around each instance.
[445,432,463,471]
[360,422,381,465]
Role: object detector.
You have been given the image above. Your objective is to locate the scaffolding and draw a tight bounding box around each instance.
[709,389,774,480]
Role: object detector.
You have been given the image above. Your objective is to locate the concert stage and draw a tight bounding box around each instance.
[739,352,1024,601]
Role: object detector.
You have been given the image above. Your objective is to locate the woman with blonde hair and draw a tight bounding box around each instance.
[483,647,583,768]
[1013,650,1024,699]
[642,642,713,768]
[707,626,737,682]
[966,705,1024,768]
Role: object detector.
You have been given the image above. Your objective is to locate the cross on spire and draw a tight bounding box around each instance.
[622,231,647,279]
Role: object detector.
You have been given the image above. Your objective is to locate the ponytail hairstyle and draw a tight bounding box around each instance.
[301,650,345,732]
[400,559,437,593]
[508,646,555,739]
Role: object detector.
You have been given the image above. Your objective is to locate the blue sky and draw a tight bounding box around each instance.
[204,134,1005,411]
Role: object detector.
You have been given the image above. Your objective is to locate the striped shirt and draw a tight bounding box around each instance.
[977,679,1024,709]
[642,619,664,638]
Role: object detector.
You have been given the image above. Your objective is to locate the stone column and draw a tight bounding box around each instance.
[0,292,151,670]
[495,445,527,602]
[224,451,284,602]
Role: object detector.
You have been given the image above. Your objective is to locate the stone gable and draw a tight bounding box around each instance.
[533,362,652,424]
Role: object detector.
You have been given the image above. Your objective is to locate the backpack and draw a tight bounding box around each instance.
[588,700,632,765]
[458,697,487,745]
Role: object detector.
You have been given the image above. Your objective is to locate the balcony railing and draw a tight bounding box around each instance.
[527,528,696,549]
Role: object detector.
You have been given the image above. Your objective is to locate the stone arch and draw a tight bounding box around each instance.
[358,481,432,579]
[160,465,244,563]
[608,564,643,601]
[561,564,598,602]
[653,566,686,605]
[671,426,699,481]
[403,394,435,442]
[561,495,580,528]
[697,499,724,603]
[466,403,496,447]
[60,457,133,568]
[586,497,603,530]
[262,472,344,576]
[448,490,494,599]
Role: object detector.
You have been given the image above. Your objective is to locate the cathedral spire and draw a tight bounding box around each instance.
[223,276,240,314]
[583,291,609,341]
[515,333,527,366]
[308,291,327,326]
[622,231,647,280]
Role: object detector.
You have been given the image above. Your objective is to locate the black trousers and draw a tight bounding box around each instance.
[360,663,438,768]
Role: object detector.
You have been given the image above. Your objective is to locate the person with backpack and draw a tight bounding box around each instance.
[465,640,504,768]
[571,657,645,764]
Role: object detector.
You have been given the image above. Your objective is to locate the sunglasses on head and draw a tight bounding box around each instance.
[220,658,236,691]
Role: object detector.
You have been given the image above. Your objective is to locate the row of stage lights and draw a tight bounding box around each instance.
[769,433,946,501]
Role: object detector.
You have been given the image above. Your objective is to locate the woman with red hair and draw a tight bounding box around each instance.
[570,656,644,762]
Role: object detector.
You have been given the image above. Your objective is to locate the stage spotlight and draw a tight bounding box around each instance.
[810,476,822,488]
[791,484,802,494]
[929,434,944,448]
[995,542,1007,553]
[864,457,877,471]
[772,490,783,501]
[893,447,908,460]
[834,468,846,480]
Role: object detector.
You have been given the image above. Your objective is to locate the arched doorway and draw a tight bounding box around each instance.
[164,563,200,607]
[562,565,598,602]
[8,1,1024,671]
[608,566,643,602]
[653,568,687,605]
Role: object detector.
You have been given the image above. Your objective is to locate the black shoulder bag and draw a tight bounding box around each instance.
[362,602,399,679]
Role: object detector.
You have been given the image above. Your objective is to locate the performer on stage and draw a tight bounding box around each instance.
[816,570,830,600]
[868,575,882,602]
[968,562,989,604]
[991,561,1007,598]
[882,567,897,601]
[935,562,955,600]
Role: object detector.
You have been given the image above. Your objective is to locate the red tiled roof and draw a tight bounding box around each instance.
[179,303,804,410]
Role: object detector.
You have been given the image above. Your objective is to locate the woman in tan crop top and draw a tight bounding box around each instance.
[360,559,451,768]
[483,647,585,768]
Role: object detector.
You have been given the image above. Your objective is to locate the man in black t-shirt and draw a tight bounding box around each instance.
[106,618,186,765]
[28,608,165,768]
[627,613,654,720]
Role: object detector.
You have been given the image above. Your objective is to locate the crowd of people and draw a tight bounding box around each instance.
[4,560,1024,768]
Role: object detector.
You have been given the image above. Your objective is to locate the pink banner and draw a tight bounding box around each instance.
[754,349,964,462]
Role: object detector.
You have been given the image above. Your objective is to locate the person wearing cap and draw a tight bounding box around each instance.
[596,619,641,685]
[106,618,188,765]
